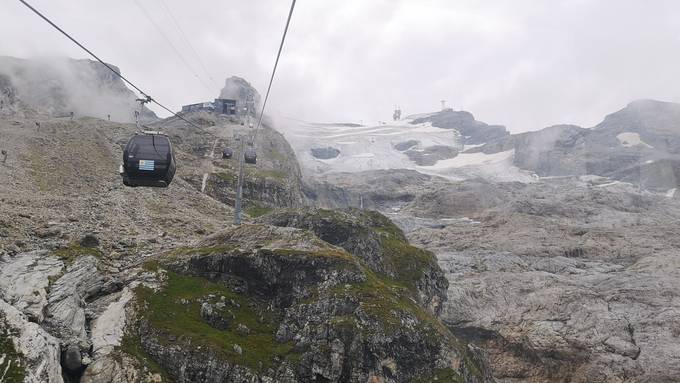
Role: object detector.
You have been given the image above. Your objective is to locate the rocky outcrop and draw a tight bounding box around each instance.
[0,299,63,383]
[130,224,493,383]
[405,145,459,166]
[0,251,64,322]
[219,76,261,111]
[165,109,305,211]
[303,169,440,210]
[393,140,420,152]
[259,209,448,315]
[467,100,680,189]
[412,110,509,144]
[207,171,303,211]
[301,165,680,383]
[45,256,120,345]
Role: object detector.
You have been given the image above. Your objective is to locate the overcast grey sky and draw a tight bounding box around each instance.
[2,0,680,132]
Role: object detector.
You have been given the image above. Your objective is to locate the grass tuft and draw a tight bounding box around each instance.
[135,270,299,371]
[52,243,102,264]
[0,314,27,382]
[245,205,274,218]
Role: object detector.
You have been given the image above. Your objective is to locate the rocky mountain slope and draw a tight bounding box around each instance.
[299,101,680,382]
[0,73,491,382]
[304,169,680,382]
[291,100,680,190]
[470,99,680,190]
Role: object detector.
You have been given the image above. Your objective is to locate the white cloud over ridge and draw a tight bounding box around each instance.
[2,0,680,132]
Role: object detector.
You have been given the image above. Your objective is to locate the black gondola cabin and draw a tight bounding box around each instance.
[222,147,233,159]
[120,132,176,187]
[244,148,257,164]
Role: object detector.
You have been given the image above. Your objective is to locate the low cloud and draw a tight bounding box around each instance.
[2,0,680,131]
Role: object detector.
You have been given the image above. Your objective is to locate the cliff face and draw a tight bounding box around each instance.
[219,76,261,112]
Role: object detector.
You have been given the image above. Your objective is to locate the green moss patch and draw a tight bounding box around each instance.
[245,204,273,218]
[412,368,464,383]
[331,270,447,339]
[379,236,438,292]
[0,314,26,383]
[215,171,237,183]
[119,331,171,381]
[135,270,298,371]
[169,244,238,258]
[248,169,287,181]
[52,243,102,264]
[269,248,356,263]
[362,210,407,240]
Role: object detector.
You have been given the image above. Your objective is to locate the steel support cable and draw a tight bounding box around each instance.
[158,0,219,89]
[17,0,203,129]
[252,0,296,145]
[132,0,214,93]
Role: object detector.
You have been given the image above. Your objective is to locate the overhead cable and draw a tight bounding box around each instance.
[253,0,296,143]
[158,0,219,89]
[132,0,214,93]
[17,0,202,129]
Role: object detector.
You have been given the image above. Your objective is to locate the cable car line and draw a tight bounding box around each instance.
[158,0,219,89]
[132,0,214,93]
[252,0,297,144]
[233,0,296,224]
[16,0,202,130]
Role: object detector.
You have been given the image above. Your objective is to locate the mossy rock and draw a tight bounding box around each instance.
[52,243,102,264]
[0,313,27,382]
[245,204,273,218]
[134,271,299,371]
[259,208,447,309]
[131,223,487,382]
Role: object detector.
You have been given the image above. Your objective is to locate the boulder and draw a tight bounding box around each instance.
[79,233,100,248]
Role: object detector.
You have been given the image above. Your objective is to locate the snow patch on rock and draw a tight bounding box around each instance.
[417,149,536,183]
[282,119,462,175]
